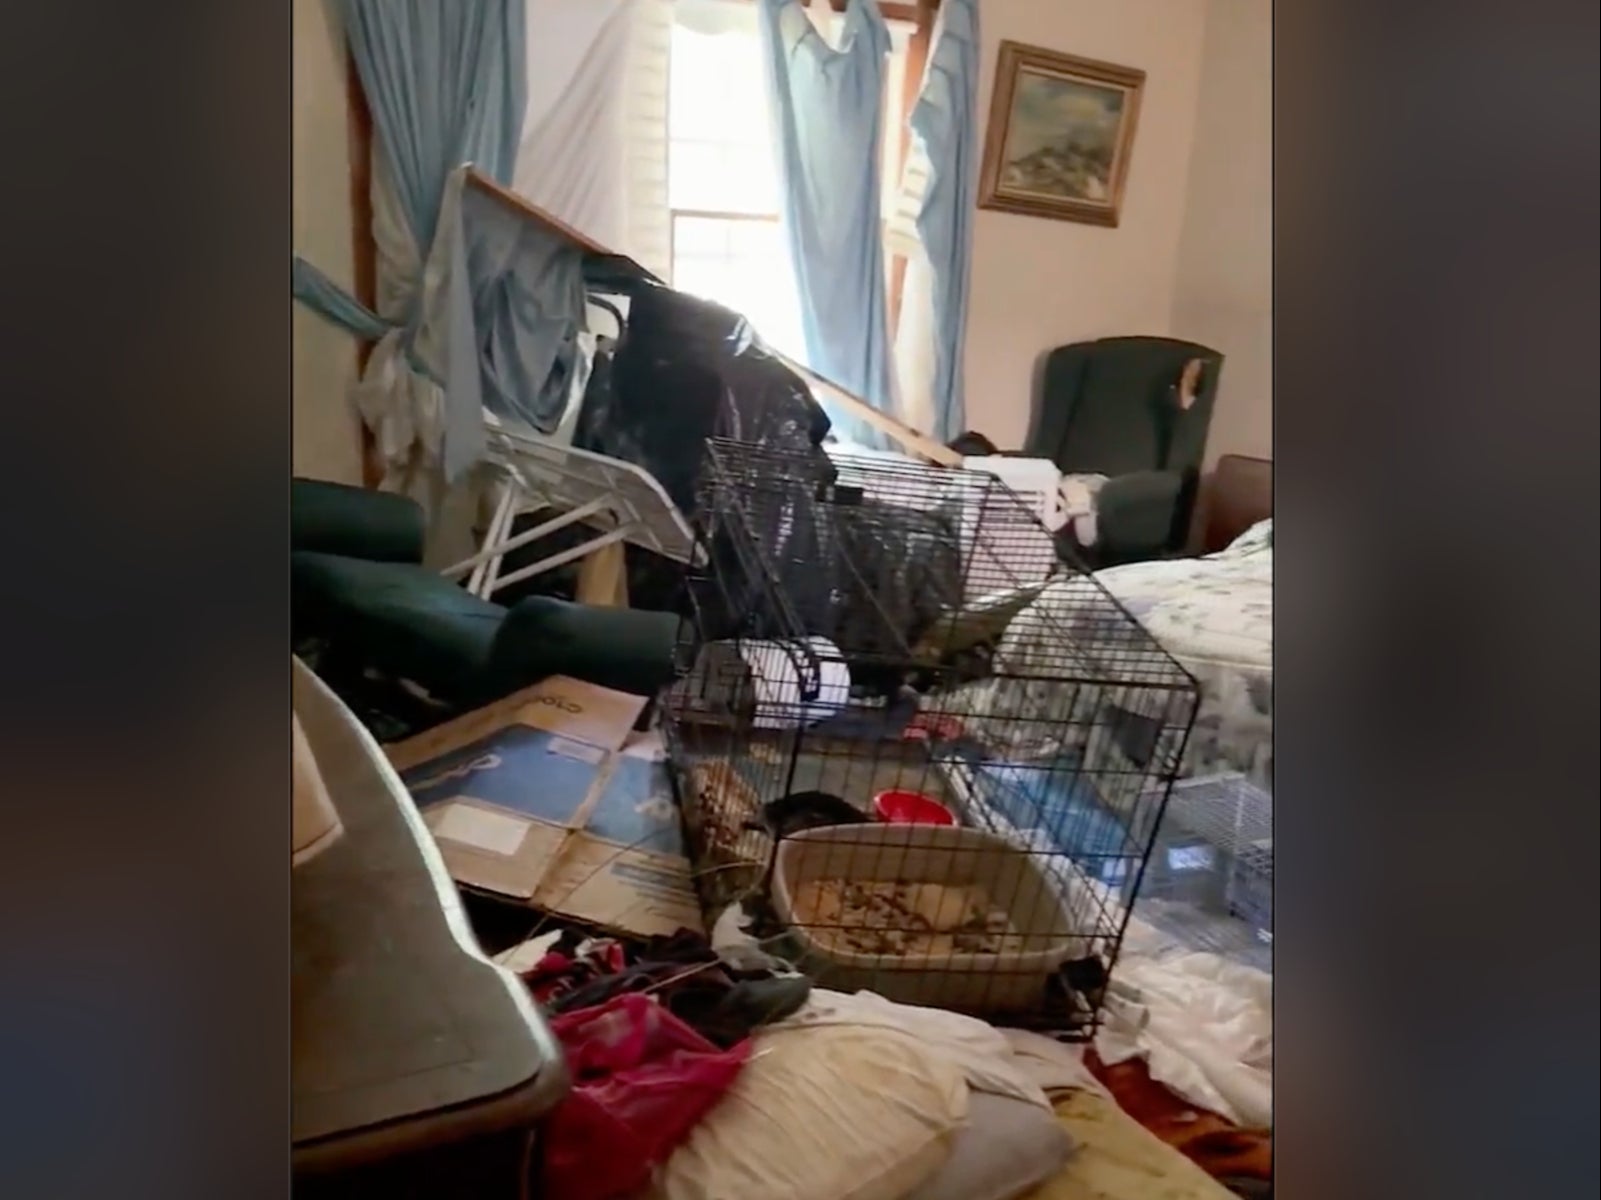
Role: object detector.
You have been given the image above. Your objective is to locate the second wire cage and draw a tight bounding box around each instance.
[663,439,1199,1033]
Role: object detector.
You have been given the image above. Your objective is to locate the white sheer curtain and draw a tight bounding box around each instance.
[511,0,635,250]
[508,0,937,446]
[508,0,674,278]
[622,0,675,278]
[888,139,937,437]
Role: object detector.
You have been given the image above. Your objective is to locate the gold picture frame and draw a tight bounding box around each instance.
[978,41,1146,228]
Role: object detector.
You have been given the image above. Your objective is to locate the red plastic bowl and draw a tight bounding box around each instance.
[873,790,956,826]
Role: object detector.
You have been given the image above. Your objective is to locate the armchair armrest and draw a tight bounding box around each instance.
[485,597,681,702]
[292,478,427,564]
[1095,469,1186,561]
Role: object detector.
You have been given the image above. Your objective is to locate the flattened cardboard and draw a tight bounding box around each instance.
[388,676,702,938]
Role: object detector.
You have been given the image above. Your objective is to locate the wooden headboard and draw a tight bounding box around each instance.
[1201,454,1272,553]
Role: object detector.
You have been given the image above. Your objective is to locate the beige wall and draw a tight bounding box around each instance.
[1170,0,1272,467]
[292,0,364,485]
[963,0,1209,448]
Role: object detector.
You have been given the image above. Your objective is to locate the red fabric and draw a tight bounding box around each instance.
[524,951,577,1003]
[542,992,750,1200]
[904,712,966,742]
[523,941,628,1005]
[1085,1049,1272,1183]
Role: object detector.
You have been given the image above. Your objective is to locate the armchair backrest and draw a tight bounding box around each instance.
[1025,336,1223,480]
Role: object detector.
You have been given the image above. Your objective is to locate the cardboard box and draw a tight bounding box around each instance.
[387,676,702,939]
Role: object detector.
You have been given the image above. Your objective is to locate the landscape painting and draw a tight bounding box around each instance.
[978,42,1146,228]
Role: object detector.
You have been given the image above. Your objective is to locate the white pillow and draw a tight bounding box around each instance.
[644,1024,968,1200]
[902,1093,1076,1200]
[775,989,1053,1110]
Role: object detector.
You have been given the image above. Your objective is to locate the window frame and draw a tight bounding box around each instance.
[662,0,937,335]
[666,208,783,297]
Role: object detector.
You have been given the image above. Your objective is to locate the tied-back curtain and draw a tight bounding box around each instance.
[340,0,526,318]
[905,0,980,444]
[291,257,390,344]
[292,0,527,485]
[757,0,895,445]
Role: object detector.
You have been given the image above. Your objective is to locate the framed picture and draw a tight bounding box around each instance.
[978,41,1146,228]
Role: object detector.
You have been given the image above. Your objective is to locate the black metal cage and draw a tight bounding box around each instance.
[662,439,1199,1033]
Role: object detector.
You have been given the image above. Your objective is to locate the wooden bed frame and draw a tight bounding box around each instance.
[1200,454,1272,554]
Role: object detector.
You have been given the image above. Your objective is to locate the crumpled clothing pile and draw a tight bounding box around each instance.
[501,925,813,1200]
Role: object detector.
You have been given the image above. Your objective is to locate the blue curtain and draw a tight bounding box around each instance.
[292,0,527,482]
[337,0,526,265]
[290,257,390,343]
[757,0,894,445]
[459,183,589,437]
[908,0,980,444]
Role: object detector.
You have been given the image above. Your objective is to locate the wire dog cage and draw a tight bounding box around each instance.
[1137,772,1273,971]
[661,440,1200,1033]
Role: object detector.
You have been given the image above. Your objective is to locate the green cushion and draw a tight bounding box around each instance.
[489,598,682,700]
[291,478,426,564]
[1029,337,1222,479]
[292,552,503,700]
[293,552,682,706]
[1097,470,1185,561]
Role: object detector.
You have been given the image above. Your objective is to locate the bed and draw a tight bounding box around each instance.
[948,453,1273,792]
[948,518,1271,797]
[796,443,1273,790]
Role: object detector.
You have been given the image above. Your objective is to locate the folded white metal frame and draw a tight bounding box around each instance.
[442,415,701,603]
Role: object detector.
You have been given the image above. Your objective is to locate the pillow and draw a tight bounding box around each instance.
[902,1093,1077,1200]
[775,989,1053,1110]
[643,1024,968,1200]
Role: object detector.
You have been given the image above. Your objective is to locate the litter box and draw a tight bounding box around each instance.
[770,823,1087,1015]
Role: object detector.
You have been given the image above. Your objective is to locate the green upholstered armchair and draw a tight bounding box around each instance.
[1025,336,1223,567]
[291,478,679,720]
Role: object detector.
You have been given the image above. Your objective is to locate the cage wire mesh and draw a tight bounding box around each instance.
[662,440,1200,1033]
[1135,772,1273,972]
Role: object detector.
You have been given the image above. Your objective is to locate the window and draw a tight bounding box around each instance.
[667,5,800,355]
[665,1,914,362]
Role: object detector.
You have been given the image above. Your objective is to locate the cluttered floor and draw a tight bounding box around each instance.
[293,382,1271,1196]
[295,489,1271,1196]
[384,662,1272,1200]
[461,883,1270,1200]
